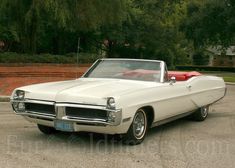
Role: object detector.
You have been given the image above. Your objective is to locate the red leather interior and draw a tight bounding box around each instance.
[168,71,201,81]
[121,69,201,81]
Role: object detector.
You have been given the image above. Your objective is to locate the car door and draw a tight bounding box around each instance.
[151,80,197,122]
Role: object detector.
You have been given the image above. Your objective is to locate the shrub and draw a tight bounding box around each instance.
[176,65,235,72]
[0,52,102,64]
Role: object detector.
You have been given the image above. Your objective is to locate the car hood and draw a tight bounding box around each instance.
[16,78,159,105]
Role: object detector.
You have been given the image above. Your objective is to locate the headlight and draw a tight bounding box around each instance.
[107,97,116,109]
[12,102,25,112]
[12,90,25,113]
[13,90,25,100]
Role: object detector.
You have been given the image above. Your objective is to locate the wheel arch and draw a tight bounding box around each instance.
[138,106,155,128]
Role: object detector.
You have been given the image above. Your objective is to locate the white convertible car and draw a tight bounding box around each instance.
[11,59,226,145]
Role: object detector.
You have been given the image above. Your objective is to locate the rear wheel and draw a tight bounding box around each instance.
[123,109,148,145]
[37,124,57,134]
[191,105,209,121]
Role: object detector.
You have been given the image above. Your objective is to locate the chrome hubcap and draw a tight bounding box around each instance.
[201,106,209,118]
[133,110,146,139]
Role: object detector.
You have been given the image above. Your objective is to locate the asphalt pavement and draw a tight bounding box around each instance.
[0,85,234,168]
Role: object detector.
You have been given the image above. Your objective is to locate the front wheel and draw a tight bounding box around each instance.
[123,109,148,145]
[191,105,209,121]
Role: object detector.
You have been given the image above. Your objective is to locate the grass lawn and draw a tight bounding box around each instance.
[200,71,235,83]
[221,76,235,83]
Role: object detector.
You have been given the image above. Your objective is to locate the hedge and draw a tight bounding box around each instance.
[176,65,235,72]
[0,52,102,64]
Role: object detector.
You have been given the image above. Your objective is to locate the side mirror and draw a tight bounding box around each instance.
[169,76,176,85]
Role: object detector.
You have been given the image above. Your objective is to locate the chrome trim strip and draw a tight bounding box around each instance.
[160,61,165,83]
[10,100,25,103]
[20,113,113,125]
[64,116,107,122]
[56,103,106,110]
[10,99,55,105]
[18,111,112,125]
[18,112,56,119]
[81,59,100,78]
[56,102,106,107]
[151,111,194,128]
[24,99,55,105]
[26,110,56,117]
[62,116,110,125]
[56,106,66,119]
[18,99,107,108]
[56,103,120,112]
[99,58,162,63]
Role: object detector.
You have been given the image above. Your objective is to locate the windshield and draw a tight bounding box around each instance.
[83,59,162,82]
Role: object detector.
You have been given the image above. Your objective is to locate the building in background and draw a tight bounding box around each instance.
[206,46,235,67]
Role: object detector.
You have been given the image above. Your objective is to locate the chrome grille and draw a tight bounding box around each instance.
[25,103,55,115]
[65,107,108,120]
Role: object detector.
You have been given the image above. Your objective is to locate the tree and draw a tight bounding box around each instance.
[181,0,235,48]
[99,0,190,67]
[0,0,193,66]
[0,0,127,54]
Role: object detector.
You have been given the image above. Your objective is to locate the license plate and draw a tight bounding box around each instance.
[54,120,74,132]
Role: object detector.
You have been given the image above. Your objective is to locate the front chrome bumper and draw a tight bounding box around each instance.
[11,99,122,126]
